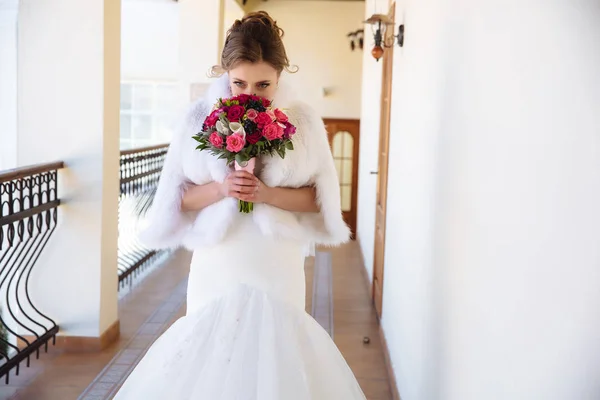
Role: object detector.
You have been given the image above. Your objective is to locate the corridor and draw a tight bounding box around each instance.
[2,0,600,398]
[0,243,395,400]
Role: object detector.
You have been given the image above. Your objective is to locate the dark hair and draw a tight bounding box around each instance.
[210,11,298,76]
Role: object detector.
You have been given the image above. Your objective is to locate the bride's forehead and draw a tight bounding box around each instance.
[228,62,278,82]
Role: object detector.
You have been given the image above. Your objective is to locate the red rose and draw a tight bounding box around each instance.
[261,98,272,107]
[227,105,245,122]
[255,112,273,128]
[204,110,220,128]
[263,122,284,141]
[284,121,296,137]
[247,131,262,144]
[236,94,250,104]
[273,108,288,123]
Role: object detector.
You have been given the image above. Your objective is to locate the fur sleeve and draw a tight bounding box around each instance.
[293,102,352,246]
[138,100,210,249]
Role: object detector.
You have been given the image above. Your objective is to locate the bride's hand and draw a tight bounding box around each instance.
[220,170,271,204]
[220,171,267,201]
[238,176,271,204]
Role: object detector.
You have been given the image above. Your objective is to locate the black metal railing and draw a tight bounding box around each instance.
[118,144,169,288]
[0,162,63,384]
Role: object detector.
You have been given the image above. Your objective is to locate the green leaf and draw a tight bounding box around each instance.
[235,153,250,167]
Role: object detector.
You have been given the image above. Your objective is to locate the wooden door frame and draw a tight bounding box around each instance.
[323,118,361,239]
[371,3,396,318]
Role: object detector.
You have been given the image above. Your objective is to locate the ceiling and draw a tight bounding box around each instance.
[244,0,364,4]
[237,0,365,12]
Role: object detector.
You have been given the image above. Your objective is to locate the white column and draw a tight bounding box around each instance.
[179,0,224,102]
[17,0,120,343]
[0,0,18,170]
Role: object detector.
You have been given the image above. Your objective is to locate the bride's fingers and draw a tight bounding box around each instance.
[230,184,257,195]
[239,186,260,200]
[231,171,258,181]
[233,177,257,186]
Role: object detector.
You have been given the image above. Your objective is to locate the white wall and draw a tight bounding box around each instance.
[0,0,18,170]
[355,0,385,282]
[373,0,600,399]
[248,1,364,119]
[434,2,600,398]
[179,0,225,100]
[222,0,244,50]
[379,1,446,398]
[121,0,178,81]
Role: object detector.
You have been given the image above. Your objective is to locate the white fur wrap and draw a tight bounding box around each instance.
[138,74,350,253]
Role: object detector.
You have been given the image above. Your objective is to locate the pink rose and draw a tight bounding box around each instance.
[266,110,276,121]
[227,105,245,122]
[273,108,288,123]
[246,109,258,121]
[263,122,284,141]
[226,134,245,153]
[255,112,273,128]
[209,132,224,148]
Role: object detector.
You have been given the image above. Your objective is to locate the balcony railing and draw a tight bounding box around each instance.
[118,144,169,288]
[0,162,63,384]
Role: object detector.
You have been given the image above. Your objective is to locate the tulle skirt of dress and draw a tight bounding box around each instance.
[113,215,366,400]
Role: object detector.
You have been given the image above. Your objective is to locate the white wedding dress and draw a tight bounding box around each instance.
[113,214,367,399]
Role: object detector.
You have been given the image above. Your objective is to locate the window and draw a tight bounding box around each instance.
[120,81,179,150]
[331,131,354,212]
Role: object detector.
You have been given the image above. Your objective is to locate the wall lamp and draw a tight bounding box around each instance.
[363,14,404,61]
[347,29,365,51]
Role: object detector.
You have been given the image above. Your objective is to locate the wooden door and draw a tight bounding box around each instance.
[323,118,360,239]
[372,4,396,318]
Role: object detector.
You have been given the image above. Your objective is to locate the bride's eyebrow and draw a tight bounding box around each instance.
[232,78,271,84]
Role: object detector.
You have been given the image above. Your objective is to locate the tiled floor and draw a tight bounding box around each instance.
[1,242,392,400]
[329,244,394,400]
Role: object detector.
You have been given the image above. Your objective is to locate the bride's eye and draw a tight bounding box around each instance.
[234,81,246,88]
[258,83,270,89]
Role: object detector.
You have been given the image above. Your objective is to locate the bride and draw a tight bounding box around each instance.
[114,11,367,400]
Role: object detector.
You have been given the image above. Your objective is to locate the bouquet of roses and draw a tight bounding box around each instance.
[192,94,297,213]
